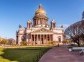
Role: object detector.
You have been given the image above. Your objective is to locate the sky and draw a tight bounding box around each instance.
[0,0,84,39]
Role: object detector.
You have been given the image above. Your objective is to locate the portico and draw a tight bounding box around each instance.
[31,29,53,45]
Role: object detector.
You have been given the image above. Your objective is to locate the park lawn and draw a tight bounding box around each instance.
[0,47,51,62]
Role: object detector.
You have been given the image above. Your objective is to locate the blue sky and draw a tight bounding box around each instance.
[0,0,84,39]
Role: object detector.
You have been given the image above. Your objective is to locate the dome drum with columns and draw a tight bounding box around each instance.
[16,4,64,45]
[33,4,48,27]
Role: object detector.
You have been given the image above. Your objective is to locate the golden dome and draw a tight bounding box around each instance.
[36,9,46,14]
[35,4,46,15]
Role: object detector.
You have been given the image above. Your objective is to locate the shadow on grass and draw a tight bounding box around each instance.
[0,47,51,62]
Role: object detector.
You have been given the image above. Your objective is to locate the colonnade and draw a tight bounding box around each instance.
[31,34,53,45]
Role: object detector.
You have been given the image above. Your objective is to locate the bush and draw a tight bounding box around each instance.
[0,39,8,45]
[20,41,27,46]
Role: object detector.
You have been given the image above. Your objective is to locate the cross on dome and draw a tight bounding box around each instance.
[38,4,43,9]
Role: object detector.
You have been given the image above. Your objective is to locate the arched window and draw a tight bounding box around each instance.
[58,36,61,42]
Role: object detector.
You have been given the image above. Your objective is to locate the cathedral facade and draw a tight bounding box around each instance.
[16,4,64,45]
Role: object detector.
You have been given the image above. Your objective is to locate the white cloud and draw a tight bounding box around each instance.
[57,24,70,30]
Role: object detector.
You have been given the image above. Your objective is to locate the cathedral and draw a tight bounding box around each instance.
[16,4,64,45]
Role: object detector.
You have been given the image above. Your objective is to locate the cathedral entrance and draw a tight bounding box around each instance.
[31,34,53,45]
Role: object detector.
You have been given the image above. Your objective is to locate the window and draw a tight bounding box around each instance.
[58,36,61,42]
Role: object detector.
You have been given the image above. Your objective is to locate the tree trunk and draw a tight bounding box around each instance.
[77,42,80,47]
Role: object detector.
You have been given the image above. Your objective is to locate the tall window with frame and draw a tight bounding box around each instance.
[58,36,61,42]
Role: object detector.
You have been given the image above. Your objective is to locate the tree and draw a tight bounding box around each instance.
[7,38,15,45]
[0,39,8,45]
[65,12,84,46]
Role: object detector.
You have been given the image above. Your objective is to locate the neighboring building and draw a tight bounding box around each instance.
[16,4,64,45]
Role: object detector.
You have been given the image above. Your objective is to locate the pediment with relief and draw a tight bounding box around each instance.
[31,28,53,33]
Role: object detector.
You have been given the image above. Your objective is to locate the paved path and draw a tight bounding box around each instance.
[39,46,84,62]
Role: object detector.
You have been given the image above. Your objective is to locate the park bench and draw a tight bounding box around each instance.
[69,47,84,55]
[79,49,84,55]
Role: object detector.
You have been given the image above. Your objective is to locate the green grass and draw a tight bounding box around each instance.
[0,47,51,62]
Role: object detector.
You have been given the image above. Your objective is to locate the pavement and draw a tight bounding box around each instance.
[39,46,84,62]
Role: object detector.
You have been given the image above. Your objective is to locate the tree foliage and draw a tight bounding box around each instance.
[7,38,15,45]
[65,18,84,46]
[20,41,27,46]
[0,39,8,45]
